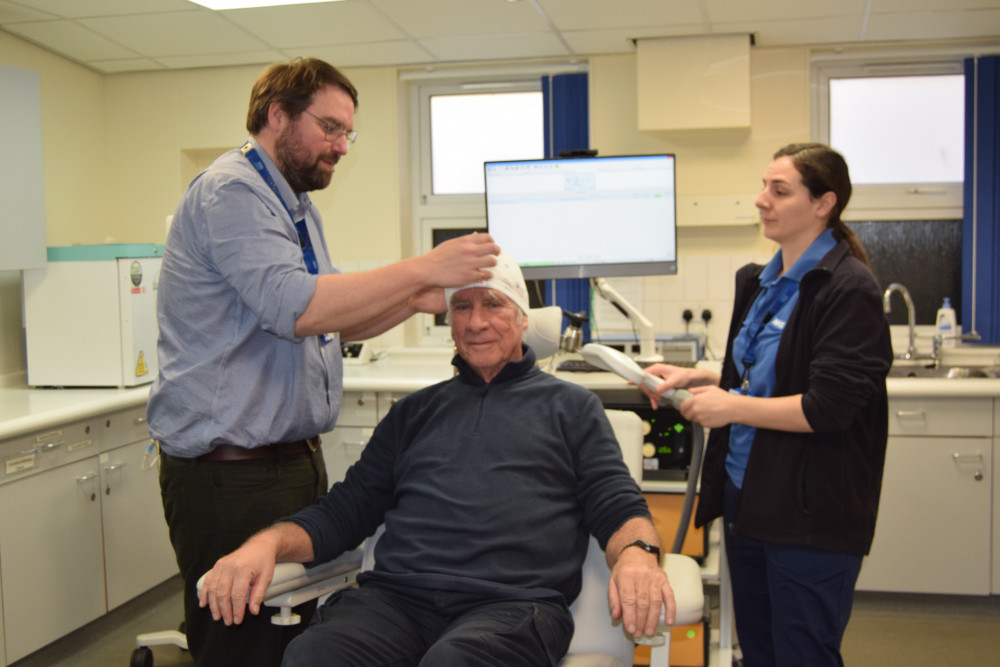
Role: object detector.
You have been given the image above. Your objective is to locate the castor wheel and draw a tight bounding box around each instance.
[130,645,154,667]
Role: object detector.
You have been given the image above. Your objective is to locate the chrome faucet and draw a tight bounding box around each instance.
[882,283,919,360]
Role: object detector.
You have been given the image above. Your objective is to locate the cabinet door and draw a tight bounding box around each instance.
[857,436,992,594]
[0,458,106,663]
[100,440,178,610]
[994,434,1000,595]
[321,426,374,487]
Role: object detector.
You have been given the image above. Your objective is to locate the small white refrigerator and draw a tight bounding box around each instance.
[23,244,163,387]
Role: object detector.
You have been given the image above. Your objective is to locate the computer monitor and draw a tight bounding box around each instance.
[484,154,677,280]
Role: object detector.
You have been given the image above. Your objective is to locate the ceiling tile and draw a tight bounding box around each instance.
[154,49,286,70]
[713,17,868,47]
[222,2,405,49]
[4,19,138,60]
[79,11,267,56]
[9,0,195,19]
[537,0,704,31]
[370,0,549,38]
[876,0,1000,10]
[89,57,168,74]
[0,1,56,22]
[561,25,706,56]
[1,0,998,73]
[306,40,436,68]
[705,0,870,23]
[420,32,570,62]
[866,8,1000,41]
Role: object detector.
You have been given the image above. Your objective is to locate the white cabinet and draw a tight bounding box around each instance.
[320,391,409,485]
[321,391,378,485]
[0,405,176,665]
[994,399,1000,594]
[0,456,107,663]
[856,397,993,595]
[100,438,177,610]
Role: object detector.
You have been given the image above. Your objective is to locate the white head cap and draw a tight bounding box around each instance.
[445,251,530,314]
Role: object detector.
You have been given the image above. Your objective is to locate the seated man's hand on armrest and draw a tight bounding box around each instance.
[198,522,314,626]
[605,517,676,639]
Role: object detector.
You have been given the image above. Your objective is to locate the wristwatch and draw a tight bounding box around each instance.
[622,539,661,562]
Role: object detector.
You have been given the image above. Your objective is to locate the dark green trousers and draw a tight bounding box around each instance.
[159,446,328,667]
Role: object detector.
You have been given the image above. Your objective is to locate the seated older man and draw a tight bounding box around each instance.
[198,252,675,667]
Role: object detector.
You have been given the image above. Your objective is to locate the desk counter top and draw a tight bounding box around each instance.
[3,351,999,440]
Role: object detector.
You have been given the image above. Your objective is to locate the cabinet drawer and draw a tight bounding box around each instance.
[377,392,408,421]
[337,391,378,426]
[0,417,100,485]
[888,397,993,437]
[99,405,150,451]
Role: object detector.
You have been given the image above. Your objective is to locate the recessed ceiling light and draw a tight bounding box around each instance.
[190,0,344,10]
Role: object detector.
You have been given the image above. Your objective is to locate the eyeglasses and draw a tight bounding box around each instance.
[303,110,358,146]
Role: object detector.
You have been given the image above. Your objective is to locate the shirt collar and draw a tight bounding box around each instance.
[760,228,837,286]
[452,344,537,386]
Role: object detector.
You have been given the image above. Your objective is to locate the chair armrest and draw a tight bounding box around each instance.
[263,547,364,608]
[194,547,365,626]
[634,553,705,657]
[662,553,704,627]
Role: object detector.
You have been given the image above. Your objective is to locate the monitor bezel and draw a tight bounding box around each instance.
[483,153,678,280]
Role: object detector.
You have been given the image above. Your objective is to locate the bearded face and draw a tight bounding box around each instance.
[273,121,338,193]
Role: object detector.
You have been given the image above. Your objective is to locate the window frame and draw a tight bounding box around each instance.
[405,63,586,345]
[811,53,966,221]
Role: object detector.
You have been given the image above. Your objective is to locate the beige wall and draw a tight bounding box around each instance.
[588,47,812,348]
[1,30,816,375]
[0,32,107,374]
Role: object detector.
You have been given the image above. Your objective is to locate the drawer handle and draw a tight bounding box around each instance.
[133,416,147,425]
[342,440,368,448]
[41,440,66,452]
[103,462,128,473]
[76,473,99,484]
[953,453,985,482]
[894,410,926,419]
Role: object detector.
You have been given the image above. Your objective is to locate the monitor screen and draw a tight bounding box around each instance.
[484,154,677,280]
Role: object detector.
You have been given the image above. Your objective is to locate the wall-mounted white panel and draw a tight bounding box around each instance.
[0,65,46,270]
[637,35,751,132]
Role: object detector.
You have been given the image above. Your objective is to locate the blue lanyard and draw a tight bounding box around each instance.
[739,280,798,394]
[241,142,319,275]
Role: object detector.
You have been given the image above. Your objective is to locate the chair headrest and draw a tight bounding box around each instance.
[523,306,563,359]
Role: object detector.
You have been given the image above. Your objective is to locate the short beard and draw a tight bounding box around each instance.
[273,125,333,193]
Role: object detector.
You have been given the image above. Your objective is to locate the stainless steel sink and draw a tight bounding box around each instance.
[888,364,1000,379]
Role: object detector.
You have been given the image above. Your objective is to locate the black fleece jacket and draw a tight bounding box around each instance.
[694,241,893,555]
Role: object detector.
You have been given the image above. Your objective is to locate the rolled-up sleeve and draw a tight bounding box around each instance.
[203,180,317,342]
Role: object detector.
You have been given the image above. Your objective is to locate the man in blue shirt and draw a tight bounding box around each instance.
[148,58,498,667]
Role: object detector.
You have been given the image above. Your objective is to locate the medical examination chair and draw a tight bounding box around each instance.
[133,309,705,667]
[133,409,703,667]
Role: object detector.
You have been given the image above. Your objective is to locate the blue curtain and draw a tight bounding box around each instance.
[541,72,591,339]
[963,56,1000,343]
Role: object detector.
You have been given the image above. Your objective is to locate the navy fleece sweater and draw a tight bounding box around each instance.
[288,347,649,605]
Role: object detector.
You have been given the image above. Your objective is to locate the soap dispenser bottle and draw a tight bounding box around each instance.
[936,297,957,349]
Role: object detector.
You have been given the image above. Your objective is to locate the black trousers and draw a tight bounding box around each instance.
[159,447,328,667]
[282,580,574,667]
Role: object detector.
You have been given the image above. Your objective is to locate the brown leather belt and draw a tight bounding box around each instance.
[196,437,320,462]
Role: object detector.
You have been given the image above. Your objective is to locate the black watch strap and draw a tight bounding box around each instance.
[622,539,661,562]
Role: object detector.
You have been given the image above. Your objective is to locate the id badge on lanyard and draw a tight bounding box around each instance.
[241,142,333,343]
